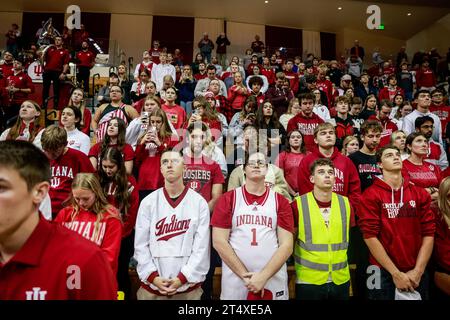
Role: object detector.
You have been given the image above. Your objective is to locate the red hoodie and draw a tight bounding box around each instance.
[287,112,324,151]
[378,86,404,102]
[358,176,435,272]
[296,146,361,224]
[368,115,398,147]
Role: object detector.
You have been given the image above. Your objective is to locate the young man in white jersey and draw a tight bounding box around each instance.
[134,149,210,300]
[212,151,294,300]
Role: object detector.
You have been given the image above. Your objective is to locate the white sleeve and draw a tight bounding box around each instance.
[134,199,159,283]
[126,118,143,150]
[260,75,269,94]
[194,79,207,97]
[39,193,52,220]
[80,134,91,155]
[170,66,176,85]
[134,64,140,80]
[433,116,444,145]
[130,82,138,93]
[32,130,43,150]
[438,143,449,170]
[0,128,10,141]
[180,197,211,283]
[401,115,413,136]
[213,147,228,179]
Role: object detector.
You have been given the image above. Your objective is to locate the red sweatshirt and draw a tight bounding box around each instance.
[284,70,299,93]
[227,85,249,111]
[105,175,139,238]
[296,146,361,224]
[416,68,436,88]
[378,86,404,102]
[134,136,178,191]
[287,112,324,151]
[55,206,123,276]
[432,207,450,273]
[6,71,35,105]
[358,176,435,272]
[368,115,398,147]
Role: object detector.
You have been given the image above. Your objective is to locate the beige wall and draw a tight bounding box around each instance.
[0,12,23,51]
[336,27,405,66]
[226,21,265,66]
[406,13,450,58]
[109,14,153,68]
[193,17,223,64]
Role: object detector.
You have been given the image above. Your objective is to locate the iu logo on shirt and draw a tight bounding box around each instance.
[25,287,48,300]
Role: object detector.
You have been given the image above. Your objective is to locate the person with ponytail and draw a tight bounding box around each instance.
[99,147,139,299]
[54,173,122,276]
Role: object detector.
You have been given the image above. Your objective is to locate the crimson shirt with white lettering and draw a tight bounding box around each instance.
[49,148,95,217]
[55,206,122,276]
[211,186,294,232]
[183,155,225,203]
[402,159,441,189]
[0,216,117,300]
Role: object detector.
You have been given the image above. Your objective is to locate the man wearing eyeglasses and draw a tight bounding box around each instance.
[134,148,210,300]
[429,89,450,146]
[212,151,294,300]
[415,116,448,170]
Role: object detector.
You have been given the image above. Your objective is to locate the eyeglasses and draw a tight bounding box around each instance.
[246,160,266,168]
[421,125,434,129]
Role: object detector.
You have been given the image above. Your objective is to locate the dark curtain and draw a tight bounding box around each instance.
[320,32,336,60]
[152,15,195,64]
[22,12,65,48]
[265,25,302,58]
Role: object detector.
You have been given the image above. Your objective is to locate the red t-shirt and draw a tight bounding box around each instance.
[49,148,95,216]
[183,155,225,203]
[402,159,441,189]
[0,216,117,300]
[55,206,122,276]
[275,151,308,192]
[88,142,135,170]
[76,50,95,68]
[162,104,186,129]
[6,71,35,104]
[211,186,294,233]
[45,47,70,72]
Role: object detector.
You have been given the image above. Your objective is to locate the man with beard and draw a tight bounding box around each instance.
[415,116,448,170]
[75,41,95,93]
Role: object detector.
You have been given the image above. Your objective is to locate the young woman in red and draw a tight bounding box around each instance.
[55,173,122,277]
[99,147,139,300]
[134,108,178,200]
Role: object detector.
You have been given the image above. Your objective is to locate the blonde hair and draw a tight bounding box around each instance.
[342,135,358,155]
[437,177,450,228]
[68,173,120,239]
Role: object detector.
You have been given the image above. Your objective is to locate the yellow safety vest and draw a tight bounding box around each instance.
[294,192,350,285]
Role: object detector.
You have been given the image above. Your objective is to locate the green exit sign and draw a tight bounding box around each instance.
[377,24,385,30]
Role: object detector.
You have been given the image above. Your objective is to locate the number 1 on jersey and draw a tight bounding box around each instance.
[251,228,258,246]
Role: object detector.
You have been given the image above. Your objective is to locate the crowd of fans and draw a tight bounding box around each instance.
[1,21,450,301]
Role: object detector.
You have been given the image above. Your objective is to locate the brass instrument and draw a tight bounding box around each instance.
[36,44,55,66]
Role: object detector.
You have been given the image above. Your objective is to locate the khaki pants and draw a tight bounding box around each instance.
[137,287,203,300]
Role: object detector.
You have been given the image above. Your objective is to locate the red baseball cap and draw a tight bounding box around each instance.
[247,289,273,300]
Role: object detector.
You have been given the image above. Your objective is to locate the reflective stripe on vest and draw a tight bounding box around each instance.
[294,256,348,271]
[298,193,348,252]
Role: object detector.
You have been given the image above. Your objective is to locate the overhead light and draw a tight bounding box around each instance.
[407,13,412,16]
[265,0,269,3]
[338,7,342,10]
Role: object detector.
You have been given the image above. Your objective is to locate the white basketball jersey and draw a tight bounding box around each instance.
[220,187,289,300]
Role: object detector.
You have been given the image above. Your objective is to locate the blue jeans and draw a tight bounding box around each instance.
[367,268,429,300]
[180,101,193,115]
